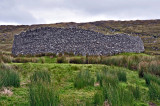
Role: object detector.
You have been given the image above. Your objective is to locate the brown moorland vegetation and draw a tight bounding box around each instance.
[1,20,160,54]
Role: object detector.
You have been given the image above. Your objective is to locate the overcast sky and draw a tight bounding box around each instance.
[0,0,160,25]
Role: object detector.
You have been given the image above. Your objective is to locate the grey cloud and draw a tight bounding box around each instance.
[62,0,160,16]
[0,0,44,24]
[0,0,160,24]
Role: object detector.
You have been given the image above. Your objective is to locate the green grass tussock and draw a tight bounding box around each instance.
[29,83,59,106]
[0,69,20,88]
[74,70,94,89]
[93,91,104,106]
[149,82,160,101]
[57,56,68,63]
[128,85,141,100]
[29,70,59,106]
[117,71,127,82]
[69,57,85,64]
[30,70,51,83]
[144,73,160,86]
[107,85,134,106]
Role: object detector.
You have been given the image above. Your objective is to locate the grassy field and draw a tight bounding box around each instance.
[0,53,160,106]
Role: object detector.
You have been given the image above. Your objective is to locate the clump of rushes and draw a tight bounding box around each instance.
[149,82,160,101]
[102,85,134,106]
[103,74,119,87]
[138,61,148,78]
[93,91,104,106]
[138,61,160,76]
[96,72,103,87]
[29,70,59,106]
[96,68,119,87]
[87,56,101,64]
[13,57,38,63]
[57,56,68,63]
[74,70,94,89]
[117,71,127,82]
[69,57,85,64]
[128,85,141,100]
[144,73,160,86]
[30,70,51,83]
[1,55,13,63]
[29,83,59,106]
[0,69,20,88]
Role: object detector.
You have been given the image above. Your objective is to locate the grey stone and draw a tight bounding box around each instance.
[12,27,145,56]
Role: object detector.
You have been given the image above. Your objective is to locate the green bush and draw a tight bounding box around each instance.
[0,69,20,87]
[69,57,85,64]
[149,82,160,101]
[74,70,94,89]
[29,83,59,106]
[117,71,127,82]
[30,70,51,83]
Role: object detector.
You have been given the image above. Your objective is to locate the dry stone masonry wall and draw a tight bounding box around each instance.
[12,27,145,56]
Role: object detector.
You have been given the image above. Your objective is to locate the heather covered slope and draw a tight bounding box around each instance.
[0,19,160,54]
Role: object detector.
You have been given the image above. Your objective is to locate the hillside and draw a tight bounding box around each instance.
[0,19,160,54]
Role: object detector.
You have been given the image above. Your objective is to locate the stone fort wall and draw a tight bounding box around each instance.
[12,27,145,56]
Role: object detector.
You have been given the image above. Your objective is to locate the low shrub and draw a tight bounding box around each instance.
[13,57,38,63]
[138,61,160,76]
[148,61,160,76]
[0,69,20,88]
[1,55,13,63]
[29,83,59,106]
[87,56,101,64]
[117,71,127,82]
[30,70,51,83]
[74,70,94,89]
[69,57,85,64]
[57,56,68,63]
[102,57,121,66]
[0,62,13,70]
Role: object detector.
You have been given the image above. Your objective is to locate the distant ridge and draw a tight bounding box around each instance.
[0,19,160,54]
